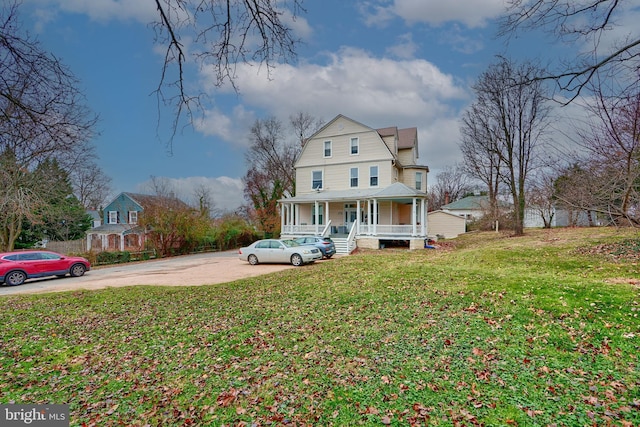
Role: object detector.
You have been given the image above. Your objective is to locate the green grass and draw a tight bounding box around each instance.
[1,227,639,426]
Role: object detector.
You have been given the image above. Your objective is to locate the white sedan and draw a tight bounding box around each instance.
[238,239,322,266]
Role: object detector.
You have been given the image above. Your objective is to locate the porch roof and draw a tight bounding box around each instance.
[86,224,142,235]
[280,182,426,204]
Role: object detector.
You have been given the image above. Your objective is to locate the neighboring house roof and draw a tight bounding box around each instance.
[122,192,189,209]
[442,195,491,211]
[280,182,424,203]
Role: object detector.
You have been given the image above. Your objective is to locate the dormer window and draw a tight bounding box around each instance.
[323,140,332,157]
[350,137,359,155]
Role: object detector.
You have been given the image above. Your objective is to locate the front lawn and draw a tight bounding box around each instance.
[1,228,639,426]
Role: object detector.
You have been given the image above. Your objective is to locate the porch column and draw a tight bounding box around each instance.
[281,203,285,233]
[356,200,361,235]
[373,199,378,235]
[294,204,299,226]
[314,200,319,235]
[367,200,372,235]
[325,201,330,234]
[412,198,417,236]
[421,198,426,236]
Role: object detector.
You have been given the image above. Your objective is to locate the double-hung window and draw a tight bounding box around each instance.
[108,211,118,224]
[128,211,138,224]
[415,172,423,190]
[350,137,359,155]
[323,140,332,157]
[370,166,379,187]
[312,170,323,189]
[350,167,359,188]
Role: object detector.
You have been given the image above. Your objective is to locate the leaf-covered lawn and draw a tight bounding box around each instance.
[1,228,639,426]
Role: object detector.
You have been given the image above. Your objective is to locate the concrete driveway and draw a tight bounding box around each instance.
[0,251,299,296]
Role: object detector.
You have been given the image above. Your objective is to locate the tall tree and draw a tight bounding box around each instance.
[242,113,322,234]
[0,2,98,250]
[18,159,92,246]
[461,57,551,235]
[499,0,639,102]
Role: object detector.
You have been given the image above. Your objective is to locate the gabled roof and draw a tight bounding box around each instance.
[105,192,189,210]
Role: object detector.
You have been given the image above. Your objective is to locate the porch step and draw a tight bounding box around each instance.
[331,237,352,255]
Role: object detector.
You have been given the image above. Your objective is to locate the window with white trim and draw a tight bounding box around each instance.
[350,137,359,155]
[311,205,324,225]
[370,165,379,187]
[108,211,118,224]
[128,211,138,224]
[312,170,323,189]
[323,140,332,157]
[350,167,359,188]
[415,172,423,190]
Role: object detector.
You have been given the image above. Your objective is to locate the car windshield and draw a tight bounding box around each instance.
[281,240,301,247]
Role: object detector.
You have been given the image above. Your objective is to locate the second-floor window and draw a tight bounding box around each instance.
[370,166,379,187]
[350,137,359,155]
[108,211,118,224]
[312,170,323,189]
[350,167,358,188]
[128,211,138,224]
[415,172,423,190]
[323,140,332,157]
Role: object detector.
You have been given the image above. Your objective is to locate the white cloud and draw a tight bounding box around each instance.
[24,0,158,24]
[197,47,470,171]
[135,176,246,214]
[386,33,419,59]
[362,0,506,28]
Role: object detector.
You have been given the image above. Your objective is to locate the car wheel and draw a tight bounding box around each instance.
[290,253,303,266]
[325,254,333,259]
[6,270,27,286]
[70,263,86,277]
[248,254,259,265]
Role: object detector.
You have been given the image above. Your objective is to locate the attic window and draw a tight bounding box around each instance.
[350,137,359,155]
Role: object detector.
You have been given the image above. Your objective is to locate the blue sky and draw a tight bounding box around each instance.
[18,0,586,211]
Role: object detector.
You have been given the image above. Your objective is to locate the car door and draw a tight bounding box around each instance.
[16,252,44,276]
[269,240,287,263]
[253,241,272,263]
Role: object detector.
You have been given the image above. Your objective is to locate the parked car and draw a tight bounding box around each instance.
[238,239,322,266]
[294,236,336,258]
[0,250,91,286]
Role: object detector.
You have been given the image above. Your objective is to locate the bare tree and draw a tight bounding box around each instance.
[290,111,323,146]
[427,165,472,211]
[0,2,97,166]
[192,182,218,218]
[151,0,305,145]
[242,113,322,233]
[0,1,98,250]
[69,155,113,210]
[567,74,640,225]
[499,0,639,102]
[461,57,551,235]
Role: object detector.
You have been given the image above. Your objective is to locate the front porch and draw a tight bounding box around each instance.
[279,187,428,254]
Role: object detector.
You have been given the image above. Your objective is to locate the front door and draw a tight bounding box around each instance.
[344,207,357,234]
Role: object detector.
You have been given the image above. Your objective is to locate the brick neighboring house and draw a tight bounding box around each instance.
[86,192,188,252]
[279,114,429,253]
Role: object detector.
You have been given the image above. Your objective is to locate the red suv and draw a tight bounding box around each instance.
[0,251,90,286]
